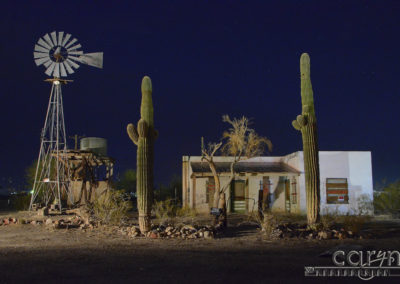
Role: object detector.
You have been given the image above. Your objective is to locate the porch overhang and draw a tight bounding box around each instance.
[190,161,300,178]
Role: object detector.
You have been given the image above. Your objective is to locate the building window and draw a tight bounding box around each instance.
[326,178,349,204]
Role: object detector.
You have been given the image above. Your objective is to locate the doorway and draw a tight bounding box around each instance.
[231,180,246,213]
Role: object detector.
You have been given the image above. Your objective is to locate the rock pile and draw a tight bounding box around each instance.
[263,223,368,240]
[0,215,92,229]
[1,218,17,225]
[0,217,42,225]
[119,224,216,239]
[1,216,215,239]
[51,216,93,229]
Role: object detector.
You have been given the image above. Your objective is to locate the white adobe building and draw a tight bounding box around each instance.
[182,151,373,215]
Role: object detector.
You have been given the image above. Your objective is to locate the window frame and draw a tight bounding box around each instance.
[326,178,349,204]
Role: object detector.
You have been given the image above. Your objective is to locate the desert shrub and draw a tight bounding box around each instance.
[176,205,197,218]
[115,169,136,194]
[320,215,337,230]
[153,200,197,223]
[154,175,182,202]
[153,199,177,220]
[341,214,371,234]
[247,211,307,233]
[92,190,132,225]
[246,211,286,238]
[374,181,400,217]
[356,194,374,215]
[320,207,341,229]
[246,211,264,226]
[320,206,371,233]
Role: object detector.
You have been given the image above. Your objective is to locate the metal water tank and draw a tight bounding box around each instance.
[80,137,107,156]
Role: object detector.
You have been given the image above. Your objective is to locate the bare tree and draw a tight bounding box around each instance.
[201,141,223,225]
[202,115,272,227]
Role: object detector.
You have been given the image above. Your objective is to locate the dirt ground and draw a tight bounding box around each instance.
[1,211,400,284]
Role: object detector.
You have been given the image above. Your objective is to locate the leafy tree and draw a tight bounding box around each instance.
[25,159,57,190]
[374,181,400,217]
[154,175,182,202]
[116,169,137,194]
[25,160,38,190]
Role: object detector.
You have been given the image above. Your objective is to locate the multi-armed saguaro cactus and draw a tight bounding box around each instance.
[292,53,320,226]
[127,76,157,234]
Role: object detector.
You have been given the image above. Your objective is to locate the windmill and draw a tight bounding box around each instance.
[29,31,103,211]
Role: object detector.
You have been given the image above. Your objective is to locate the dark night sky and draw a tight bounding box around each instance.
[0,1,399,190]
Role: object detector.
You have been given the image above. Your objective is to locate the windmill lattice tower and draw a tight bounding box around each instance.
[29,31,103,211]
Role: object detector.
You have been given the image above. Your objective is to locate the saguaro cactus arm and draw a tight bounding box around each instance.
[292,120,301,131]
[127,123,139,145]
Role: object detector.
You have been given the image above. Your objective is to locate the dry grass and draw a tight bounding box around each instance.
[246,211,306,238]
[248,209,370,236]
[340,215,371,233]
[152,200,197,225]
[153,199,176,220]
[176,205,197,218]
[320,214,336,230]
[320,199,373,233]
[320,209,371,234]
[91,190,132,225]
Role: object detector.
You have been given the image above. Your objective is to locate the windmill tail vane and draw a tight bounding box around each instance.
[34,31,103,77]
[77,53,103,69]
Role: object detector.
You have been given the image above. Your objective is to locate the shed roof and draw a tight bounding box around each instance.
[191,161,300,174]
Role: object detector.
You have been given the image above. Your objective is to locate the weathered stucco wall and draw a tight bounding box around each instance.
[269,176,284,212]
[287,151,374,215]
[248,177,261,212]
[194,177,208,212]
[68,181,109,205]
[319,151,373,215]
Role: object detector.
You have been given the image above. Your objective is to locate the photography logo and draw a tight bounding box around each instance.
[305,250,400,280]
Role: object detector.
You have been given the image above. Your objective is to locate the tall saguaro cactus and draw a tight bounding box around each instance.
[127,76,157,234]
[292,53,320,226]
